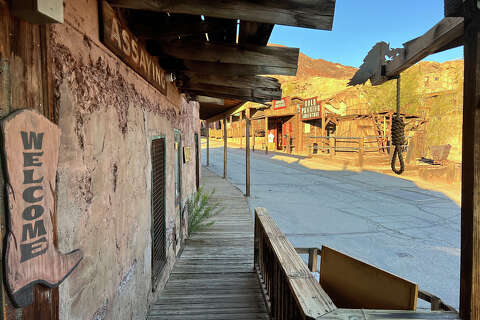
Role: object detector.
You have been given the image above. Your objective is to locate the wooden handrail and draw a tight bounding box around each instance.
[254,207,336,319]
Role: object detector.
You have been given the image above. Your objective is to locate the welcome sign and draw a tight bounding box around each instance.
[100,1,168,96]
[2,110,82,307]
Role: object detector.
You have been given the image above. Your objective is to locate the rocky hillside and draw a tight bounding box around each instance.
[294,52,357,80]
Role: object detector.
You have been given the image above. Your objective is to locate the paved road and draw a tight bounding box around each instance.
[202,143,460,310]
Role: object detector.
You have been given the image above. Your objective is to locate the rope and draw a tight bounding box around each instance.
[391,116,405,175]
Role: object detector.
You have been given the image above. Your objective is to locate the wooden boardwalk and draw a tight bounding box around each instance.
[147,168,269,320]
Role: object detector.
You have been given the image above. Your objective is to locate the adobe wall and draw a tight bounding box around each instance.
[50,1,200,319]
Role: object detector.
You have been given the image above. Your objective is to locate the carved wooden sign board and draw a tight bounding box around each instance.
[100,1,168,96]
[2,110,83,307]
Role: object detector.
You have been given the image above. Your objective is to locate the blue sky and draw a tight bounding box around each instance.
[269,1,463,68]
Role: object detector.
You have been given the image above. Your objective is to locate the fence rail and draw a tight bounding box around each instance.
[254,207,336,319]
[308,135,408,157]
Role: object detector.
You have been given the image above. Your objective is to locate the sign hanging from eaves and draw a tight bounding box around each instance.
[100,1,168,96]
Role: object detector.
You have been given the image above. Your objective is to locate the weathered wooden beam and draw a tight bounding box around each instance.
[384,17,464,77]
[177,60,297,76]
[108,0,336,30]
[445,0,466,17]
[185,83,281,103]
[197,95,224,105]
[131,20,232,40]
[204,17,237,43]
[205,103,246,123]
[188,91,268,104]
[180,73,280,90]
[153,41,299,69]
[460,4,480,320]
[238,21,274,45]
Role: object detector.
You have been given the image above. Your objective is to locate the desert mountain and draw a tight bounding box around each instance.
[255,47,464,161]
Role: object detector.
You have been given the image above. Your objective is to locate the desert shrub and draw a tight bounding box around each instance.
[187,187,223,237]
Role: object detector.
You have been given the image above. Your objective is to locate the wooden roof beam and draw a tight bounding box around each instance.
[152,41,299,70]
[350,17,464,86]
[108,0,336,30]
[173,60,297,76]
[196,96,225,105]
[238,21,274,45]
[384,17,464,78]
[179,74,280,90]
[131,20,234,40]
[185,84,281,104]
[206,103,248,123]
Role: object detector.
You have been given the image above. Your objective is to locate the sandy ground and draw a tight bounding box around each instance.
[202,138,460,310]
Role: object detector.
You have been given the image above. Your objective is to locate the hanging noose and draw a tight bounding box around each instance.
[391,75,405,175]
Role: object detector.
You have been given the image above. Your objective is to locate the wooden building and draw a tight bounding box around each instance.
[211,96,426,159]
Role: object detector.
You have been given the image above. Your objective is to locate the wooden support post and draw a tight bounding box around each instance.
[329,136,335,159]
[460,4,480,319]
[359,137,365,168]
[253,132,256,152]
[206,123,210,167]
[246,118,251,197]
[308,248,318,273]
[223,117,227,179]
[299,117,304,154]
[264,116,269,154]
[321,104,325,152]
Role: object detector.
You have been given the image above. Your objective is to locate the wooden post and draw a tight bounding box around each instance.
[206,122,210,167]
[460,4,480,319]
[253,131,256,152]
[264,116,269,154]
[246,118,251,197]
[299,117,304,154]
[223,117,227,179]
[321,103,325,153]
[359,136,364,168]
[329,136,335,159]
[308,248,318,273]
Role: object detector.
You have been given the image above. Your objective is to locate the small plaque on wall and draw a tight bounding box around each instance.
[183,147,193,163]
[1,109,83,307]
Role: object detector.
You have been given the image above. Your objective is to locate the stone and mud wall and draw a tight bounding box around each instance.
[50,1,200,319]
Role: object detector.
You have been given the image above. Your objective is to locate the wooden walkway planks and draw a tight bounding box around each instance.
[147,167,269,320]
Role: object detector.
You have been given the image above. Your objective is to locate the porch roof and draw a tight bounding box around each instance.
[106,0,337,120]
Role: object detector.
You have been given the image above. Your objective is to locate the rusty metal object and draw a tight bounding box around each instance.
[430,144,452,165]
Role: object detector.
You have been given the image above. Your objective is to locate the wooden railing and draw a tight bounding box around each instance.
[254,208,459,319]
[309,136,392,155]
[254,207,336,319]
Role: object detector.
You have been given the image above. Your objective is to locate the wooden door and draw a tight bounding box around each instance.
[0,2,58,319]
[276,120,283,150]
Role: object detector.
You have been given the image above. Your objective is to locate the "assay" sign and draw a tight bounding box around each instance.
[100,1,168,96]
[2,110,82,307]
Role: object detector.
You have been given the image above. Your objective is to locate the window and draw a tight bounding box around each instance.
[151,137,166,287]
